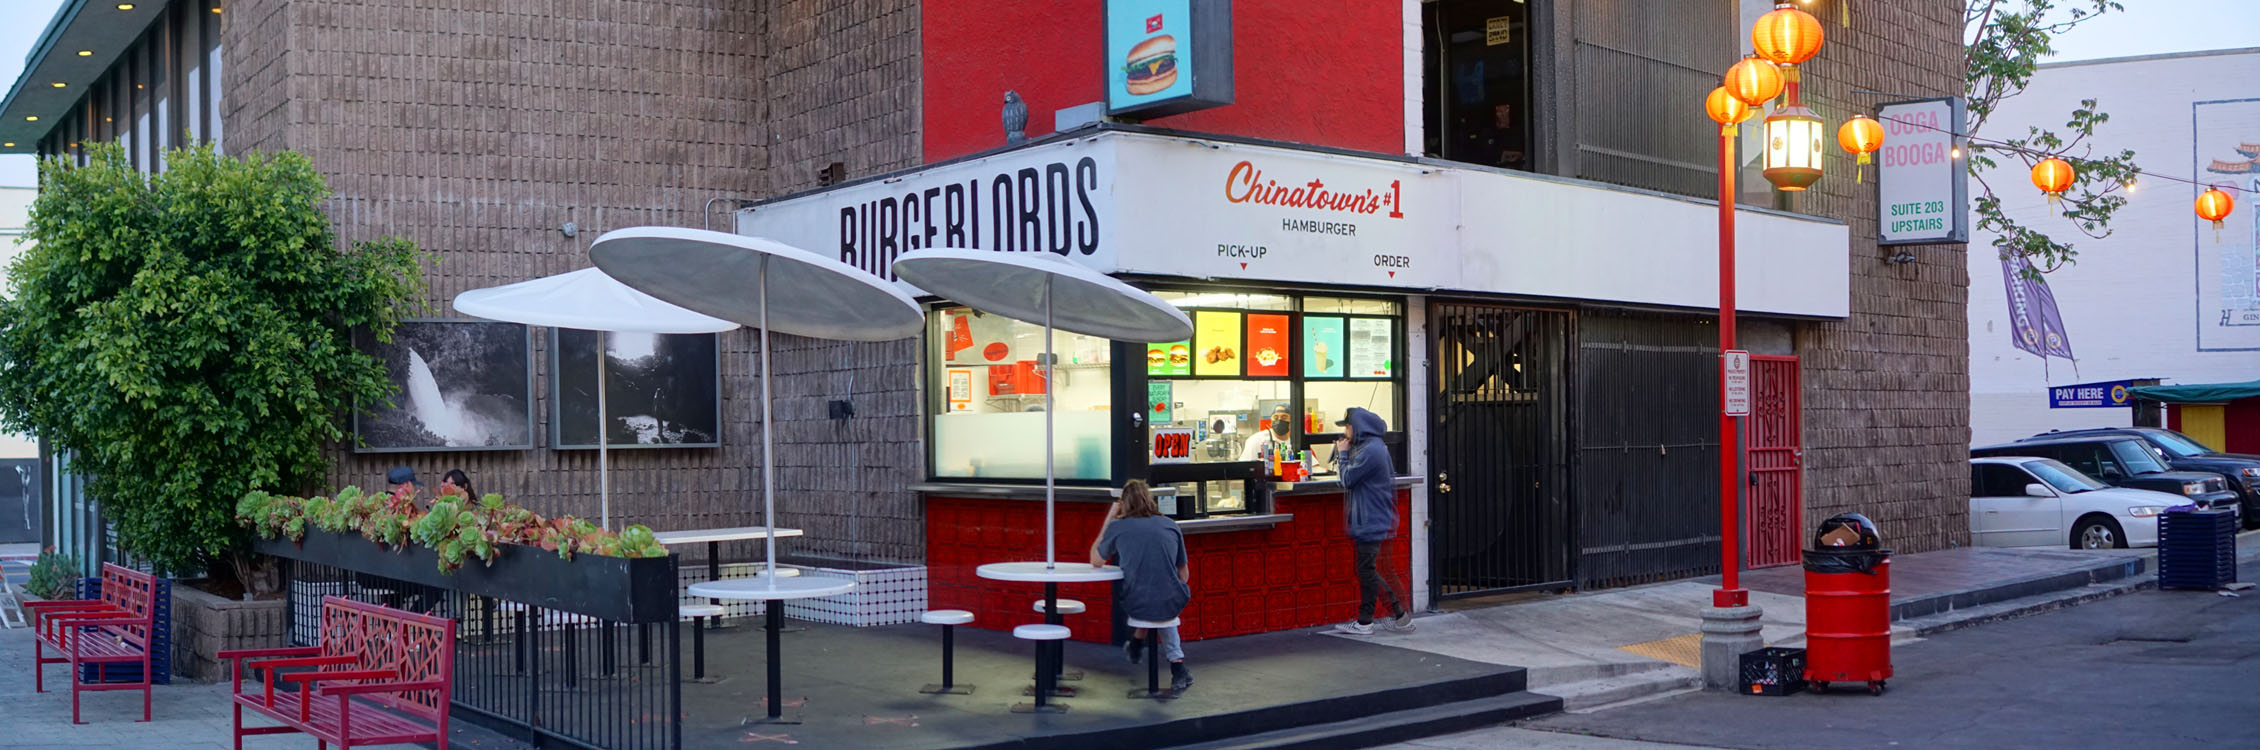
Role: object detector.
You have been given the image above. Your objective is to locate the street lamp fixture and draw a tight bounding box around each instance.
[1763,104,1824,191]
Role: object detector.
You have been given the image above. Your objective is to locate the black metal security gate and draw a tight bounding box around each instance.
[1574,311,1722,589]
[1429,303,1573,598]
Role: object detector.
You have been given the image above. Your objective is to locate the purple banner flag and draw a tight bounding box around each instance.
[2001,253,2075,361]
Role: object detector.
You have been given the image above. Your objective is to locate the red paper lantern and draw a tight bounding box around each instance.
[1837,115,1884,182]
[1753,3,1825,82]
[2031,158,2074,205]
[1724,56,1784,108]
[2198,186,2235,242]
[1705,86,1754,134]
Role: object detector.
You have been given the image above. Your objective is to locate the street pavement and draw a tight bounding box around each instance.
[1402,558,2260,749]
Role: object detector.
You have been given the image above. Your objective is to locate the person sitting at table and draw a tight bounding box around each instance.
[384,466,420,505]
[438,469,475,500]
[1089,479,1193,692]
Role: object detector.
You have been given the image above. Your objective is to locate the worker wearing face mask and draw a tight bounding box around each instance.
[1239,404,1297,464]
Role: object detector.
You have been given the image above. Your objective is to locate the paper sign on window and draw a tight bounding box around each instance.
[1303,316,1345,378]
[1193,311,1242,377]
[1246,313,1290,376]
[1349,318,1392,377]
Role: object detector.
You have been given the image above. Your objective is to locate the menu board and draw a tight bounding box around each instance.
[1349,318,1393,377]
[1193,311,1242,377]
[1303,316,1345,378]
[1148,380,1174,422]
[946,368,974,412]
[1245,314,1291,377]
[1145,340,1192,377]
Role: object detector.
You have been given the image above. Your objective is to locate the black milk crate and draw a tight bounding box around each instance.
[2158,509,2238,591]
[73,575,172,685]
[1740,646,1806,696]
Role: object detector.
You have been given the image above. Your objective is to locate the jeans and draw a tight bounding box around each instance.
[1355,540,1407,624]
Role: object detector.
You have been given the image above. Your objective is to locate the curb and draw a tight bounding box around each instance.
[1899,534,2260,637]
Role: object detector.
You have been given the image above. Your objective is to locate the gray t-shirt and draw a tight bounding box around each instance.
[1096,515,1191,622]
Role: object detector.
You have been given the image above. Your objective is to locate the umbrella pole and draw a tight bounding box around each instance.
[1044,278,1055,570]
[760,258,778,589]
[599,330,610,531]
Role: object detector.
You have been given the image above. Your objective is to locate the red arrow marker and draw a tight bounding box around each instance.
[1239,262,1248,270]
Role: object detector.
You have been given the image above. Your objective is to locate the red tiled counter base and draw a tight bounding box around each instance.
[926,489,1413,643]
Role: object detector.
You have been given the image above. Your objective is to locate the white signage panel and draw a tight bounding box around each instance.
[737,130,1854,320]
[1877,97,1970,245]
[1450,166,1852,318]
[734,138,1118,280]
[1722,350,1751,417]
[1108,137,1458,290]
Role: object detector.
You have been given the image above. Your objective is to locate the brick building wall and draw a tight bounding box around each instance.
[214,0,930,563]
[1791,0,1972,553]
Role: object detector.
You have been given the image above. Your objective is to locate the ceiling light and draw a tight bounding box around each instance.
[116,3,135,10]
[2,143,14,148]
[211,7,222,13]
[105,117,113,122]
[77,50,93,57]
[51,82,66,88]
[25,116,37,122]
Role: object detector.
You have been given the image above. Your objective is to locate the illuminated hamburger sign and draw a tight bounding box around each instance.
[1104,0,1233,117]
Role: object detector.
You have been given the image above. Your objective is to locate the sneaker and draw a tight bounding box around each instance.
[1169,662,1194,692]
[1332,620,1374,636]
[1385,611,1416,633]
[1123,638,1146,664]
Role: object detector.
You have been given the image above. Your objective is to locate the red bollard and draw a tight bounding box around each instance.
[1803,555,1893,695]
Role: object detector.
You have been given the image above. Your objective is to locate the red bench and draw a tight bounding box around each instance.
[25,562,157,724]
[222,596,456,749]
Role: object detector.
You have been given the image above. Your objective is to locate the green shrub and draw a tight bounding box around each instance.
[24,547,82,600]
[240,487,668,573]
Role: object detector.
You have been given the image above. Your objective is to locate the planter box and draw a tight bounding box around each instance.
[169,584,286,683]
[255,530,679,623]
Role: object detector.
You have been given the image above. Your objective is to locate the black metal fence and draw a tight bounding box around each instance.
[280,557,683,750]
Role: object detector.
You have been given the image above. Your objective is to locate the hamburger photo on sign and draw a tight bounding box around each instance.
[1124,34,1178,96]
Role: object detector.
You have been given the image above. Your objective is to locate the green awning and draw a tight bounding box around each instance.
[2128,380,2260,404]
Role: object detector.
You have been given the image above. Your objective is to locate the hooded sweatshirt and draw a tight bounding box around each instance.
[1337,407,1397,543]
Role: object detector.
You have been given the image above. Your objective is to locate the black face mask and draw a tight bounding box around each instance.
[1271,420,1292,439]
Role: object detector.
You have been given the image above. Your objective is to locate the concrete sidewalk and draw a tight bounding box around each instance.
[1339,533,2259,712]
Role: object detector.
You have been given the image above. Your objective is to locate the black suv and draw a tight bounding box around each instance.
[2020,427,2260,530]
[1972,435,2241,519]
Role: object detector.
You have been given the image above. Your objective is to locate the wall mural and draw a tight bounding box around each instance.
[354,320,535,452]
[2195,98,2260,351]
[551,330,722,449]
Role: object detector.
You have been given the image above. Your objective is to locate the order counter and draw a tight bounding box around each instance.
[919,477,1420,642]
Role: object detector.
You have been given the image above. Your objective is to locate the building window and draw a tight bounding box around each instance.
[927,306,1115,482]
[1423,0,1532,171]
[1143,291,1404,515]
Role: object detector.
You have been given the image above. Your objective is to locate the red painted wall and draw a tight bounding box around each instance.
[921,1,1405,162]
[2228,400,2260,455]
[927,490,1414,642]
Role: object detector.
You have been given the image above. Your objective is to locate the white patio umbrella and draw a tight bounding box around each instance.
[891,248,1192,568]
[453,267,738,529]
[588,226,923,592]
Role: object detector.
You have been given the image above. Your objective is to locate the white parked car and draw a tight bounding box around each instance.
[1969,456,2179,549]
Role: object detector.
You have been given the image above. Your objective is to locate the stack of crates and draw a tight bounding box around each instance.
[2158,508,2238,591]
[74,575,172,685]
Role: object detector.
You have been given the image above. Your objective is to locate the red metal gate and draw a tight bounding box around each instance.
[1745,355,1802,568]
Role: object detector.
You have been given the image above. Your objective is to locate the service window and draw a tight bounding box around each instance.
[1141,291,1405,515]
[927,306,1114,481]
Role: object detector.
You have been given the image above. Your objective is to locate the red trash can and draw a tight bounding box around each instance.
[1802,513,1892,695]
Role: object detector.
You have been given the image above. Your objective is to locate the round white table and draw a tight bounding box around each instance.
[975,562,1121,712]
[687,575,855,723]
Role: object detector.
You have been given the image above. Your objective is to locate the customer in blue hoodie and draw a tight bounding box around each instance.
[1332,407,1414,635]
